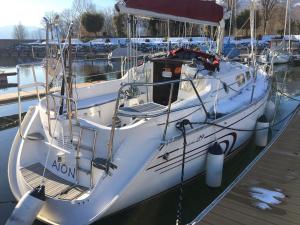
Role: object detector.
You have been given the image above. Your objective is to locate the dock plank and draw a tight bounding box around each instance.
[194,107,300,225]
[215,203,274,225]
[204,211,242,225]
[217,200,275,225]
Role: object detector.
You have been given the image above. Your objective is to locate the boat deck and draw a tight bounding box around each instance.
[21,163,88,200]
[192,106,300,225]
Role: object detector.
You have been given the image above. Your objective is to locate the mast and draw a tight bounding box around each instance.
[288,0,291,53]
[283,0,291,52]
[250,0,257,104]
[250,0,256,68]
[228,0,233,38]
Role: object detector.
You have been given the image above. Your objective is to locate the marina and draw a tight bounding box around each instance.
[1,92,299,225]
[0,0,300,225]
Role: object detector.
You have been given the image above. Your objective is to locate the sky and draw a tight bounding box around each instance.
[0,0,115,27]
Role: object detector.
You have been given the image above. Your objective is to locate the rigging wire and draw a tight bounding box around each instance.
[213,80,221,141]
[41,22,74,185]
[191,103,299,132]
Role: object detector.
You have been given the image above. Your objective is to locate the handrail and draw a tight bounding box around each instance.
[17,78,79,139]
[48,93,79,139]
[162,83,174,143]
[106,77,209,173]
[49,93,79,121]
[121,56,126,77]
[17,65,46,139]
[17,62,43,67]
[118,79,209,117]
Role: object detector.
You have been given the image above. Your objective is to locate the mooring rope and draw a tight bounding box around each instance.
[277,90,300,102]
[175,119,193,225]
[0,200,17,204]
[172,102,299,225]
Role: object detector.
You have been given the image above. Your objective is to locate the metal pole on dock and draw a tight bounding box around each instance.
[44,18,52,136]
[67,25,74,137]
[68,26,73,100]
[250,0,257,103]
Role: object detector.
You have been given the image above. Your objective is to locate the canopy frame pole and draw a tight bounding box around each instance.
[216,19,225,55]
[167,19,170,52]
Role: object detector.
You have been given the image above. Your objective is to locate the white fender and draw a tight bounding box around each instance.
[264,101,276,122]
[206,142,224,188]
[255,116,269,147]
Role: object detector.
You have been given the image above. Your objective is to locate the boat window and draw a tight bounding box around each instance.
[245,71,251,80]
[236,74,245,86]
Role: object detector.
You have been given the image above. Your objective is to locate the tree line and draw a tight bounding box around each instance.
[227,0,300,37]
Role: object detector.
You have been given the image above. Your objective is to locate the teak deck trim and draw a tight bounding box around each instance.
[21,163,88,200]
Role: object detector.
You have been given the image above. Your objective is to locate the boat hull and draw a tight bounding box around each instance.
[258,53,291,64]
[8,91,269,225]
[103,91,268,217]
[8,63,271,225]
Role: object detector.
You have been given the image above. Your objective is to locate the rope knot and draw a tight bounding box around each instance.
[176,119,193,132]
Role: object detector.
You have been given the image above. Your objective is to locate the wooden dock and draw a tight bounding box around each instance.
[0,71,18,89]
[191,106,300,225]
[0,81,102,104]
[0,71,17,77]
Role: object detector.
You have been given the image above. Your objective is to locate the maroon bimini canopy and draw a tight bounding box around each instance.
[117,0,224,25]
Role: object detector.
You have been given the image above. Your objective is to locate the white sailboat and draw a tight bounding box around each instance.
[258,0,294,65]
[258,40,292,64]
[292,49,300,64]
[7,1,271,225]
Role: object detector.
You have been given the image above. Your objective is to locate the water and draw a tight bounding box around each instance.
[0,62,299,225]
[0,127,18,225]
[0,58,121,95]
[0,56,38,68]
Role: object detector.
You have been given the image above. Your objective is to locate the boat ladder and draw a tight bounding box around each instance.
[73,124,97,188]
